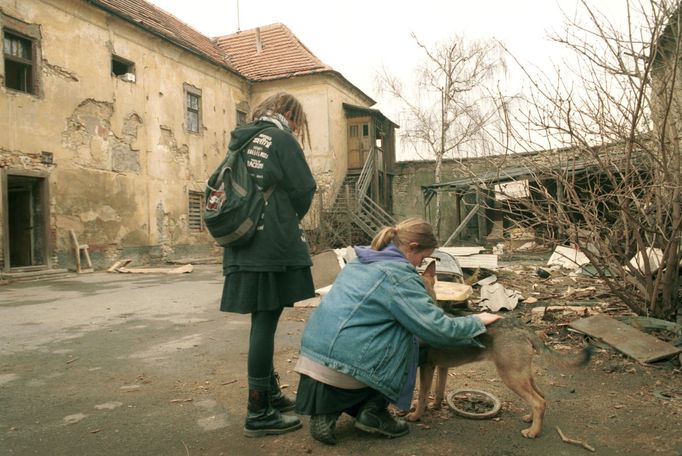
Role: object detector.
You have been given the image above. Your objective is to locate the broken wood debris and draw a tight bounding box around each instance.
[108,259,193,274]
[569,314,682,363]
[556,426,595,452]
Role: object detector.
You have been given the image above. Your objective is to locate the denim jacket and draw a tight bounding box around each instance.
[299,252,486,402]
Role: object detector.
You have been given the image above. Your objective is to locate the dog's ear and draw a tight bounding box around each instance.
[423,259,436,278]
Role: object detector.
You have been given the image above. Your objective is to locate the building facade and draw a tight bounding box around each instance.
[0,0,396,273]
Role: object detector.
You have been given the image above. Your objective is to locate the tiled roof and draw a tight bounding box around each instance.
[87,0,235,72]
[214,23,332,81]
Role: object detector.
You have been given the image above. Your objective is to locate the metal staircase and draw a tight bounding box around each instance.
[321,147,396,247]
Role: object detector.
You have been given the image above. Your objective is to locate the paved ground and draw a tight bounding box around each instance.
[1,263,681,456]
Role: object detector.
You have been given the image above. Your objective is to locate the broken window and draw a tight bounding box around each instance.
[184,85,202,133]
[111,55,135,82]
[3,30,34,93]
[188,191,204,232]
[236,109,247,127]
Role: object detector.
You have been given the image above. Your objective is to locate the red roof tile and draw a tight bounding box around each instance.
[88,0,235,72]
[214,23,332,80]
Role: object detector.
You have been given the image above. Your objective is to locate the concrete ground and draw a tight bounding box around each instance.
[2,263,682,456]
[0,264,308,456]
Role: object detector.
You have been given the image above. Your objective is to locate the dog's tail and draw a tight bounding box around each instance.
[527,330,594,368]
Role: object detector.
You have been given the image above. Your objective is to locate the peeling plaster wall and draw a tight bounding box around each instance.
[0,0,249,269]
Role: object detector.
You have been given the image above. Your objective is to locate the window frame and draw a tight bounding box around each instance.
[184,84,202,134]
[111,54,135,82]
[2,26,38,95]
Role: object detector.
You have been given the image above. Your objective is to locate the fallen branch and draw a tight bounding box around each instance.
[556,426,595,452]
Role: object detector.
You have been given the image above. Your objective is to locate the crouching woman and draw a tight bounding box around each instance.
[294,218,501,445]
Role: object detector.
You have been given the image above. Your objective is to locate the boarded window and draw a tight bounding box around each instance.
[3,30,34,93]
[188,191,204,232]
[184,85,202,133]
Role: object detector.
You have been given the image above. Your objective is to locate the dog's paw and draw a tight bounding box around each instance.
[406,412,421,422]
[521,427,540,439]
[521,414,532,423]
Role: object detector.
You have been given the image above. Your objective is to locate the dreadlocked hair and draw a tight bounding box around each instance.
[251,92,310,147]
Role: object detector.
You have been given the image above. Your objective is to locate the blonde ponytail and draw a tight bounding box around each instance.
[370,218,437,251]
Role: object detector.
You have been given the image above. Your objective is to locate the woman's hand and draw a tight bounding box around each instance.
[475,312,504,326]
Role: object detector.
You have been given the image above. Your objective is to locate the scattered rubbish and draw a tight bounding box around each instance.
[628,247,663,274]
[63,413,87,425]
[516,241,538,251]
[536,268,551,279]
[108,260,193,274]
[492,242,504,255]
[531,306,595,323]
[576,264,613,277]
[569,315,682,363]
[439,246,498,270]
[428,250,464,281]
[478,283,520,311]
[433,281,472,302]
[556,426,595,452]
[617,316,682,344]
[547,246,590,270]
[473,274,497,288]
[311,250,342,290]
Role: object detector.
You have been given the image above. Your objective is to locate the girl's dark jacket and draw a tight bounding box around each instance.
[222,119,317,272]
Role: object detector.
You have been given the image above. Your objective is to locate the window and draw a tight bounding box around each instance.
[188,191,204,232]
[362,124,369,137]
[112,55,135,82]
[349,125,359,137]
[3,30,34,93]
[184,85,202,133]
[236,109,247,127]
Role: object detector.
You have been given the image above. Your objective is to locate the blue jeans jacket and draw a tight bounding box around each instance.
[299,258,486,403]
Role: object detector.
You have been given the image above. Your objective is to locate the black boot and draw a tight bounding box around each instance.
[244,390,302,437]
[354,396,409,438]
[269,371,296,413]
[310,412,341,445]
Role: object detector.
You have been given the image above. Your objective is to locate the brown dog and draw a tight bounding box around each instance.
[408,261,592,438]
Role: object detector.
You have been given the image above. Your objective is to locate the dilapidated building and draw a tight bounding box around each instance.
[0,0,397,275]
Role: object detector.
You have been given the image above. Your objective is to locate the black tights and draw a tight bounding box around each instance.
[248,308,284,384]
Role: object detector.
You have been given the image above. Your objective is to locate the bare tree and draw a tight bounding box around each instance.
[490,0,681,321]
[378,34,507,238]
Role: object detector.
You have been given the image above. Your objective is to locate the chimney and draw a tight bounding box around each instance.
[255,27,262,53]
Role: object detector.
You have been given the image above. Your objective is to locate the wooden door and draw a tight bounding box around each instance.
[347,119,370,169]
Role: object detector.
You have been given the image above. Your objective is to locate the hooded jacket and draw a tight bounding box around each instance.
[222,118,317,271]
[298,244,486,402]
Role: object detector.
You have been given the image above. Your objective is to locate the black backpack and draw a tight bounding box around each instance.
[204,140,275,248]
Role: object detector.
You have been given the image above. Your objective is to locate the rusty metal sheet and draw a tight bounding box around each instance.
[569,314,682,363]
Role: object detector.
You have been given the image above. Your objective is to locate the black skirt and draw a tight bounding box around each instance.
[295,374,379,417]
[220,266,315,314]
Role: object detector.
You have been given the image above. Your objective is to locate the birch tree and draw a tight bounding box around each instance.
[378,34,507,238]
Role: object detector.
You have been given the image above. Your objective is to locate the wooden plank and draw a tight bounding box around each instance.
[569,314,682,363]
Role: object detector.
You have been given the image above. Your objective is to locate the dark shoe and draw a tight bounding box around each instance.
[354,398,409,438]
[270,391,296,413]
[244,390,302,438]
[310,413,341,445]
[269,371,296,413]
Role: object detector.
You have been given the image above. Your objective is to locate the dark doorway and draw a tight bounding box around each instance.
[7,174,48,268]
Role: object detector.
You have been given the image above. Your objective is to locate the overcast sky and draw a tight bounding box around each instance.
[146,0,627,157]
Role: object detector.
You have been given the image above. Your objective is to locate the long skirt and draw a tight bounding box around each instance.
[295,374,380,417]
